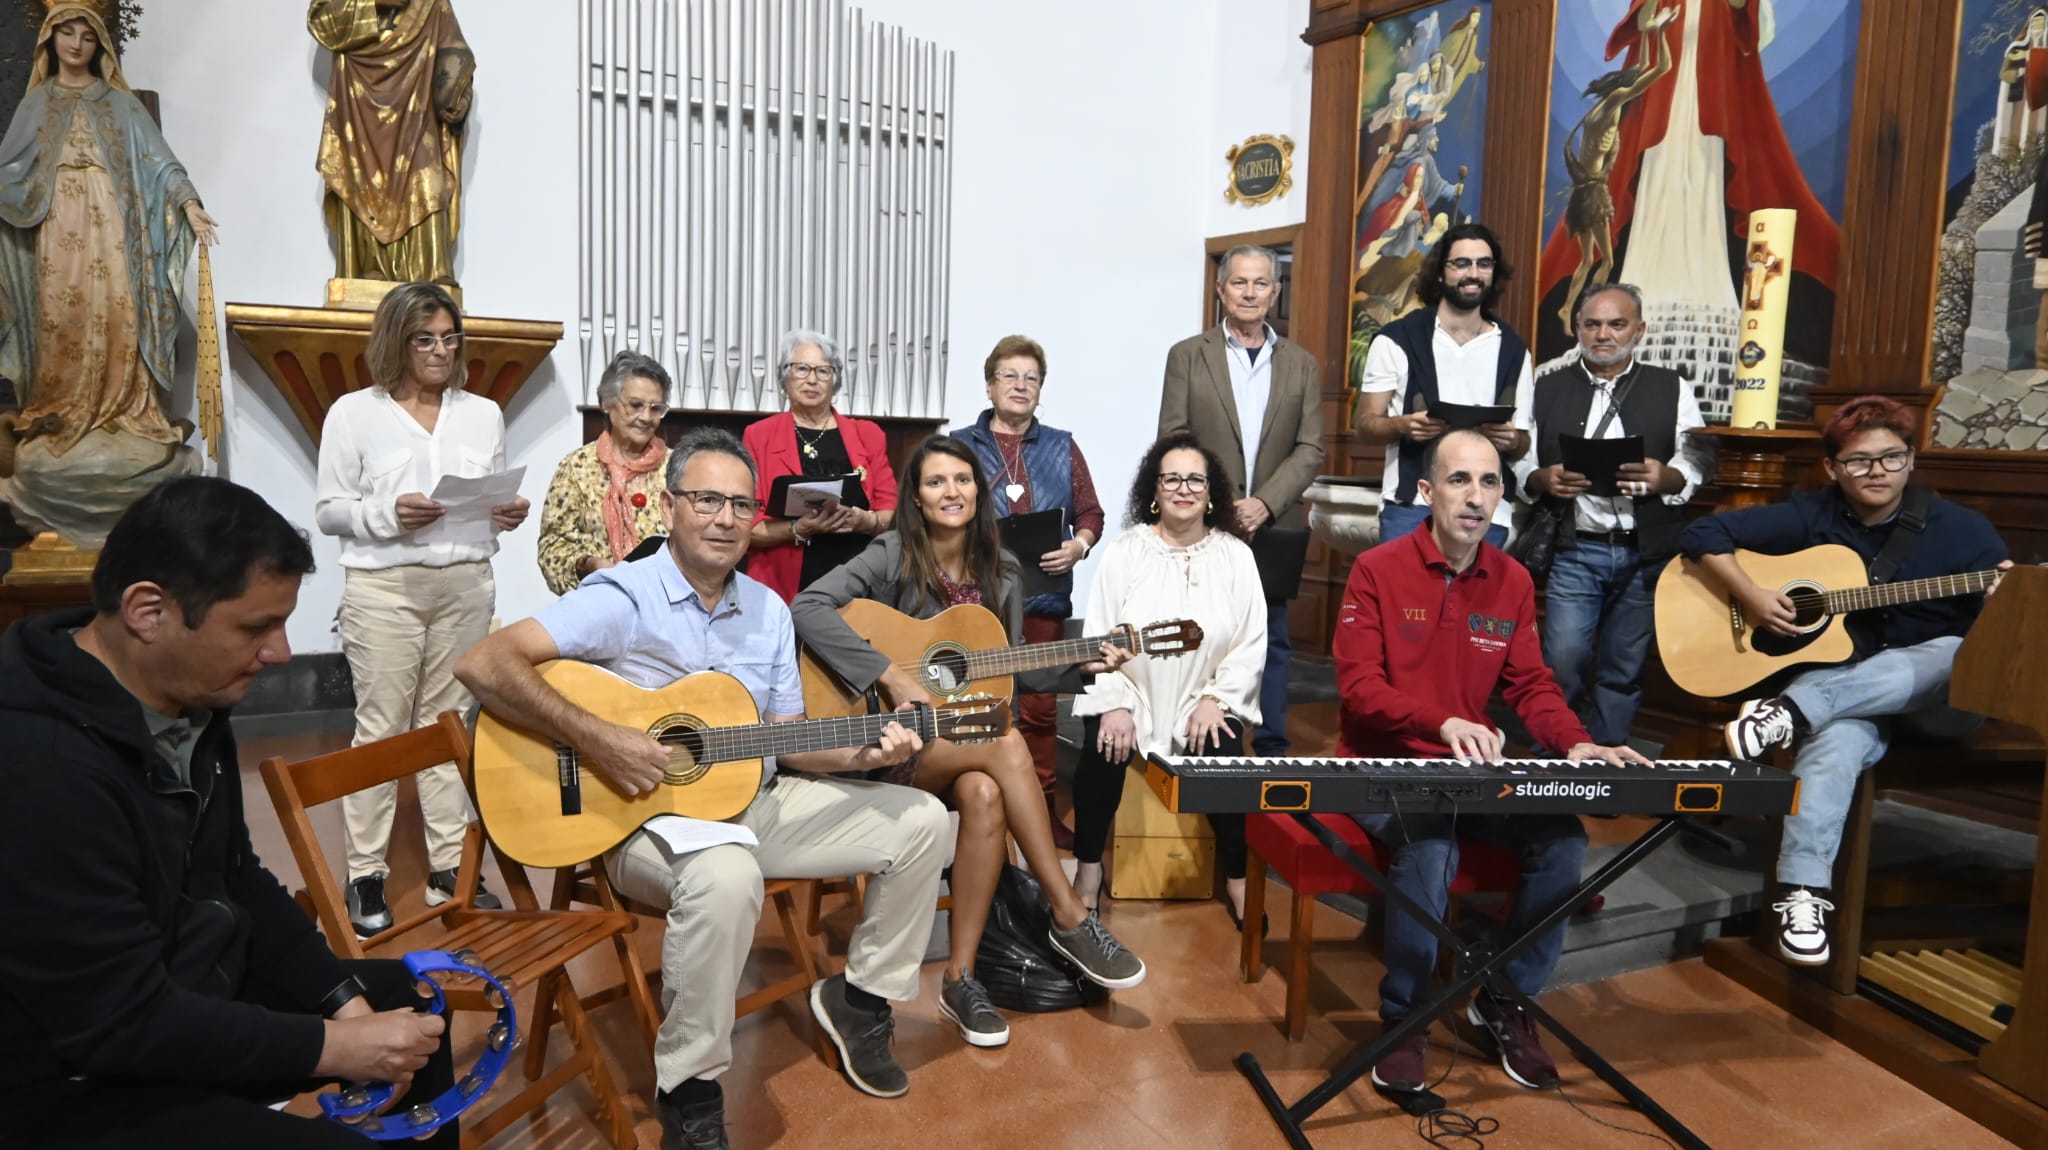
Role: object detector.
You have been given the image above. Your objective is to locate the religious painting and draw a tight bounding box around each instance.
[1929,0,2048,449]
[1346,2,1489,397]
[1534,0,1860,425]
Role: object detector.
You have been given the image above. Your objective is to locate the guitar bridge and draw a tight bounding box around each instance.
[1728,597,1747,653]
[557,746,581,816]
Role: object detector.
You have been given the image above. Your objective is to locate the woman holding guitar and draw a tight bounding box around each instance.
[794,437,1146,1049]
[1068,434,1267,926]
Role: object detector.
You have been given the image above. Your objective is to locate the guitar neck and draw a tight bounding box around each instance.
[1822,568,2001,615]
[569,709,930,771]
[959,631,1130,679]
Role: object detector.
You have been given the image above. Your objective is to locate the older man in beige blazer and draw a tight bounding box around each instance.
[1159,243,1324,770]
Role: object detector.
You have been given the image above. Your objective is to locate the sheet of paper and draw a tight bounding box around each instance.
[642,814,760,857]
[415,466,527,546]
[779,478,845,518]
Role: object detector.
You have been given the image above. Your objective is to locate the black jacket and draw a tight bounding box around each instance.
[0,609,348,1108]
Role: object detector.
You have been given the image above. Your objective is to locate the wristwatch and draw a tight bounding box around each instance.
[318,973,368,1018]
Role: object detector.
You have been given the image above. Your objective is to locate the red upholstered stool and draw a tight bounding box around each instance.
[1242,813,1522,1040]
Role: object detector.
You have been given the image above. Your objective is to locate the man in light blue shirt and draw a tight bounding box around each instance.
[457,428,943,1149]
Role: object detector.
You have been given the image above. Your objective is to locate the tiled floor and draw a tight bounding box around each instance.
[239,709,2016,1149]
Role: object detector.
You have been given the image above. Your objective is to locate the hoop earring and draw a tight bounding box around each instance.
[1149,500,1159,516]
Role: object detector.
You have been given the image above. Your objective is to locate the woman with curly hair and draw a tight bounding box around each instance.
[1070,432,1268,925]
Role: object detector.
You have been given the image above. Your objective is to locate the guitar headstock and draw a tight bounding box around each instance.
[933,695,1012,744]
[1130,619,1204,656]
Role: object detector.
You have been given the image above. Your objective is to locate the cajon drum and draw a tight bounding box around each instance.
[1110,759,1215,899]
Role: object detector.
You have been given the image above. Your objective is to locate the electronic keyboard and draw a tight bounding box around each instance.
[1144,753,1799,818]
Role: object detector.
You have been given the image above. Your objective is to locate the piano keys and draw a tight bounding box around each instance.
[1144,753,1800,818]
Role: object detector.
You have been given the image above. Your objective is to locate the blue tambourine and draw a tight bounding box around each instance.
[319,948,518,1141]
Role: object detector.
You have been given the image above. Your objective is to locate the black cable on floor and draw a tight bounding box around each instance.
[1551,1076,1676,1146]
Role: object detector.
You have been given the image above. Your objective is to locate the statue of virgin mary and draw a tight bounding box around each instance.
[0,1,218,550]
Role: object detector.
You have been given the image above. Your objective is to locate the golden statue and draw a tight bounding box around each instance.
[310,0,473,287]
[0,2,218,555]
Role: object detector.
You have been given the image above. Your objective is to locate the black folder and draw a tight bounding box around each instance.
[1429,401,1515,431]
[999,509,1068,598]
[1561,434,1645,498]
[1253,525,1311,604]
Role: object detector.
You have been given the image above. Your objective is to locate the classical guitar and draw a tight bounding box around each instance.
[799,600,1204,719]
[473,661,1010,867]
[1654,543,2004,698]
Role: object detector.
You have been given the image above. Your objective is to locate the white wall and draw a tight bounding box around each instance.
[130,0,1313,652]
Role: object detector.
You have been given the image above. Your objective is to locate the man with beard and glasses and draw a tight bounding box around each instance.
[1513,283,1709,748]
[1356,222,1532,548]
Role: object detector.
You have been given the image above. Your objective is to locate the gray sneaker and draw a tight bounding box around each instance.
[938,972,1010,1048]
[425,868,503,910]
[1048,911,1146,989]
[347,874,392,939]
[809,974,908,1098]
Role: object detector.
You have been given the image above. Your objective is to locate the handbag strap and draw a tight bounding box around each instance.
[1588,370,1636,441]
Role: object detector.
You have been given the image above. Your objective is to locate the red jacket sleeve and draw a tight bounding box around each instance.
[1332,556,1455,743]
[1499,570,1593,751]
[853,418,898,511]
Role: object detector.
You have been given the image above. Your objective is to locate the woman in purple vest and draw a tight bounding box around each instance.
[952,335,1106,849]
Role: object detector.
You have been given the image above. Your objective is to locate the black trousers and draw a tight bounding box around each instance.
[18,958,457,1150]
[1071,714,1249,880]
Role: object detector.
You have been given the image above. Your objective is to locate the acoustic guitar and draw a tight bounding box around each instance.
[1654,543,2004,698]
[473,660,1010,867]
[799,600,1204,719]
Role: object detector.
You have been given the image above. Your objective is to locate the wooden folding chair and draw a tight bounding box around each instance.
[551,861,838,1066]
[259,711,641,1149]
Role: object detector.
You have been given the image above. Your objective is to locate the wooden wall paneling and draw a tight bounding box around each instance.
[1479,0,1557,347]
[1823,0,1963,398]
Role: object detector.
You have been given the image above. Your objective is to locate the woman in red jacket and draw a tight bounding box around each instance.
[743,329,898,602]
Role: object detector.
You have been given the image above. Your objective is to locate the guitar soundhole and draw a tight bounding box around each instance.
[652,716,710,786]
[923,644,971,696]
[1750,580,1830,659]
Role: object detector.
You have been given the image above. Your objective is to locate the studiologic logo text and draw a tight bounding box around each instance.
[1495,780,1614,801]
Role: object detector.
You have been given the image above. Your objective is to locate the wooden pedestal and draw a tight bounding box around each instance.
[1109,762,1214,900]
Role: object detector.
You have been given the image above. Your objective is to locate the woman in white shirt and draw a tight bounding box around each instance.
[314,282,530,937]
[1070,433,1267,925]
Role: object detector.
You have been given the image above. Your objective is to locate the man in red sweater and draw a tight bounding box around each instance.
[1333,429,1645,1095]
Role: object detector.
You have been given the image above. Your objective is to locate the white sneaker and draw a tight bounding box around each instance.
[1726,697,1797,760]
[1773,888,1834,965]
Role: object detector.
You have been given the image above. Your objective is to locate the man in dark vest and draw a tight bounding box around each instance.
[1356,222,1531,548]
[1516,282,1709,747]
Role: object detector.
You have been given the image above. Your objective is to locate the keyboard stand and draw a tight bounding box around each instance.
[1236,813,1712,1150]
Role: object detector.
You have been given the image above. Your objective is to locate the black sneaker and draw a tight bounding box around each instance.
[1048,911,1146,989]
[347,874,392,939]
[938,972,1010,1048]
[809,974,908,1098]
[658,1081,729,1150]
[1773,887,1834,966]
[425,868,503,910]
[1726,696,1798,760]
[1466,989,1559,1089]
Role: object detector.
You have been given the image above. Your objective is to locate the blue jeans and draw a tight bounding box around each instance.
[1775,635,1978,889]
[1351,811,1587,1020]
[1377,501,1508,550]
[1541,539,1658,746]
[1254,600,1291,756]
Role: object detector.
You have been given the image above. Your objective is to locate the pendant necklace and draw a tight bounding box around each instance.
[995,436,1027,503]
[795,419,831,460]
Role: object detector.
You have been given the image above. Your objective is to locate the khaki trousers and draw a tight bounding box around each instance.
[338,561,495,881]
[606,773,950,1090]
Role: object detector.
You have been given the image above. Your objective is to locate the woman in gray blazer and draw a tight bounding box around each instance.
[794,437,1145,1051]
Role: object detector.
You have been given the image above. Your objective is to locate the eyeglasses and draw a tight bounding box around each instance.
[1158,472,1209,492]
[993,370,1042,387]
[671,490,762,519]
[617,399,669,418]
[408,332,465,352]
[1835,450,1911,477]
[785,363,836,382]
[1445,257,1496,271]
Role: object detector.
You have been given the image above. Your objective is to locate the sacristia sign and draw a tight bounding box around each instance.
[1225,134,1294,207]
